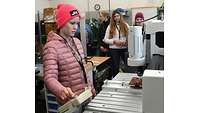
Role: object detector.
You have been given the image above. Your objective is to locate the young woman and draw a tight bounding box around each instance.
[103,9,129,77]
[42,3,96,111]
[134,12,144,26]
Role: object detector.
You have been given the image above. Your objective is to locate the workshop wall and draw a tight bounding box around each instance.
[48,0,88,13]
[35,0,50,21]
[38,0,161,12]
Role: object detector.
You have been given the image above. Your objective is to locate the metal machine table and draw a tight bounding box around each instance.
[84,73,142,113]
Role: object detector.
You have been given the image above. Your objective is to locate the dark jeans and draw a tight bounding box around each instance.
[99,49,111,57]
[110,48,128,77]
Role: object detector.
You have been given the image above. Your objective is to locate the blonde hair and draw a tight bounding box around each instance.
[99,11,110,18]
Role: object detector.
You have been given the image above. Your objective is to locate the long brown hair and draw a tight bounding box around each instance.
[109,12,128,39]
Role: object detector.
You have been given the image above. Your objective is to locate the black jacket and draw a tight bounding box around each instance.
[98,20,110,49]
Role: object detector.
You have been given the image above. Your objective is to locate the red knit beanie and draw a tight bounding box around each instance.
[135,12,144,20]
[55,3,81,29]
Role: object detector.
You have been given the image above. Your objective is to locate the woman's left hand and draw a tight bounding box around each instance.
[120,40,126,46]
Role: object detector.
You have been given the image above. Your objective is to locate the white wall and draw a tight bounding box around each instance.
[110,0,149,10]
[48,0,88,13]
[149,0,164,4]
[88,0,109,11]
[35,0,50,21]
[87,0,150,11]
[35,0,163,21]
[132,7,157,24]
[35,0,163,13]
[35,0,50,13]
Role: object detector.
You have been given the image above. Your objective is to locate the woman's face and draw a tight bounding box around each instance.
[99,13,105,23]
[60,16,80,37]
[135,17,144,26]
[114,13,121,23]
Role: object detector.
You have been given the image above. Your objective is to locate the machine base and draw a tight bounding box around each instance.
[127,57,145,66]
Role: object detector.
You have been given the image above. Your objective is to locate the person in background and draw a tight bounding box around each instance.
[134,12,145,35]
[98,11,110,56]
[132,12,146,75]
[134,12,144,26]
[103,9,129,77]
[74,23,94,46]
[42,3,96,112]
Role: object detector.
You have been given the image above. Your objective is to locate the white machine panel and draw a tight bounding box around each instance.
[142,70,164,113]
[145,20,164,57]
[128,26,145,66]
[85,73,143,113]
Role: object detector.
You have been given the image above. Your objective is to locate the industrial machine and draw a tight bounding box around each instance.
[145,19,164,70]
[128,26,145,67]
[127,19,164,70]
[84,73,143,113]
[142,70,164,113]
[145,19,164,58]
[83,70,163,113]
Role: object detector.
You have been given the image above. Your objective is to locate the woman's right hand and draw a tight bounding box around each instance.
[113,40,124,46]
[60,87,76,100]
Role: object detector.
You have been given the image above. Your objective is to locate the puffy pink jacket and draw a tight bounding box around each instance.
[43,31,95,104]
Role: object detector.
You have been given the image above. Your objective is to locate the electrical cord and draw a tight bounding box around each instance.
[142,15,159,23]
